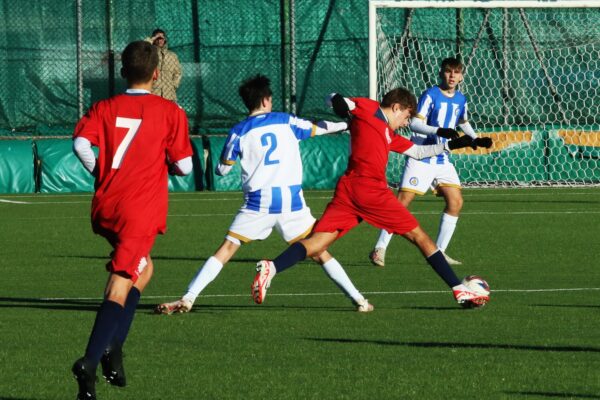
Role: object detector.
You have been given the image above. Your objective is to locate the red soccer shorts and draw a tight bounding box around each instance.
[314,174,419,239]
[102,233,156,283]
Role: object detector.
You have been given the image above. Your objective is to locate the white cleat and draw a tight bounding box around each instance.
[252,260,276,304]
[453,285,489,308]
[155,298,193,315]
[443,252,462,265]
[369,247,386,267]
[355,298,374,313]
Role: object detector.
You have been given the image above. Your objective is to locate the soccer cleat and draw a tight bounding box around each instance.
[355,298,374,313]
[101,343,126,387]
[155,298,193,315]
[369,247,386,267]
[72,357,97,400]
[443,252,462,265]
[453,286,489,308]
[252,260,275,304]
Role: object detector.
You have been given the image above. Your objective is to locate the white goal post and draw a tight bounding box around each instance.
[369,0,600,187]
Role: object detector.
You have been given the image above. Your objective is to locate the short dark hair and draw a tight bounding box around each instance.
[239,74,273,112]
[152,28,165,37]
[120,41,158,84]
[380,87,417,116]
[440,57,464,72]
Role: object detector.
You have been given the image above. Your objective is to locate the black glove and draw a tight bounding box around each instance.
[471,137,493,149]
[436,127,459,139]
[447,135,474,150]
[168,162,179,176]
[330,94,350,119]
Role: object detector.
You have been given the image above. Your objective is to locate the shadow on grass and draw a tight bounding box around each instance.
[0,297,153,313]
[532,304,600,310]
[399,306,462,311]
[53,254,262,264]
[0,396,42,400]
[305,337,600,353]
[0,297,357,314]
[0,397,47,400]
[151,303,358,315]
[504,391,600,399]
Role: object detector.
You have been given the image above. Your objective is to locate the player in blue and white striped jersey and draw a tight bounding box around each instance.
[370,57,493,267]
[219,112,321,215]
[156,74,373,314]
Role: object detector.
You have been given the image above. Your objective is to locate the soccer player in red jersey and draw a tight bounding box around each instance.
[251,88,489,308]
[71,40,193,400]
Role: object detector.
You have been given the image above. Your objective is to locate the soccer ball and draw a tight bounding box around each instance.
[462,275,490,297]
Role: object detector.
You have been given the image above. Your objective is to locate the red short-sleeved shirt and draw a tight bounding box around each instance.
[346,97,414,182]
[313,97,419,237]
[74,92,193,238]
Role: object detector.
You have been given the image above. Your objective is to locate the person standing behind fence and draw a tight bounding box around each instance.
[146,29,182,102]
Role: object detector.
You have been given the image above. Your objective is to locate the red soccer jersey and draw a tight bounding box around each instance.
[73,92,192,237]
[346,97,414,182]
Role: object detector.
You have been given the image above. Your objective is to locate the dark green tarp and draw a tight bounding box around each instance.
[0,140,35,193]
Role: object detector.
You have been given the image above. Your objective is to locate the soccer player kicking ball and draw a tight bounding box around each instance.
[155,74,373,316]
[252,88,489,308]
[370,57,493,267]
[71,41,193,400]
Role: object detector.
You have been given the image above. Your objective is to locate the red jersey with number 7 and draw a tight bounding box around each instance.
[73,92,193,237]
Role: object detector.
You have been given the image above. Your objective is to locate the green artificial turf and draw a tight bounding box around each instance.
[0,188,599,399]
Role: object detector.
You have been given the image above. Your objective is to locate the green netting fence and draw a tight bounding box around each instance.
[0,0,367,136]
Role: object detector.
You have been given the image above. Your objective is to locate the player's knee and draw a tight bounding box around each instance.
[398,191,414,207]
[446,198,463,214]
[403,226,433,246]
[105,287,129,306]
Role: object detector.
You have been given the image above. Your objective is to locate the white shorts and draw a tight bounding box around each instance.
[400,158,461,195]
[226,207,316,245]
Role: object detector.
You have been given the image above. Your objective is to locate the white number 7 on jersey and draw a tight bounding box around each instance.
[112,117,142,169]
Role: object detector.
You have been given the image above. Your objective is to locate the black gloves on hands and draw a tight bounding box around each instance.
[330,94,351,119]
[168,162,179,176]
[447,135,474,150]
[447,136,494,150]
[436,128,459,139]
[471,137,493,149]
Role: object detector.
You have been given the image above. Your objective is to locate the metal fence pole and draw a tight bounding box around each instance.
[290,0,297,115]
[106,0,115,97]
[280,0,290,112]
[76,0,83,118]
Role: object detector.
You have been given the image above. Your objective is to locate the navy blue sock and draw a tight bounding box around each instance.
[84,300,124,366]
[272,242,307,274]
[426,250,461,288]
[112,287,141,346]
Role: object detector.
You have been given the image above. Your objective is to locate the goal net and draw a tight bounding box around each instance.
[369,0,600,187]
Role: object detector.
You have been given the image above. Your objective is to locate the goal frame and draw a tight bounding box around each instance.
[368,0,600,100]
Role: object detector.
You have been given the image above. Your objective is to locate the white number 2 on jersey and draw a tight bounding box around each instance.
[112,117,142,169]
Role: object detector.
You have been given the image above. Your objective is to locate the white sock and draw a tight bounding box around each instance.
[436,213,459,252]
[375,229,393,249]
[183,256,224,303]
[321,258,364,304]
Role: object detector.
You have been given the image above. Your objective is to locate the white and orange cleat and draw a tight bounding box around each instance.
[369,247,386,267]
[453,285,489,308]
[155,298,193,315]
[355,298,374,313]
[252,260,276,304]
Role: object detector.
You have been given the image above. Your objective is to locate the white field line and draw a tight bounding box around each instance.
[5,209,600,220]
[167,210,600,217]
[1,189,599,203]
[0,199,30,204]
[37,287,600,301]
